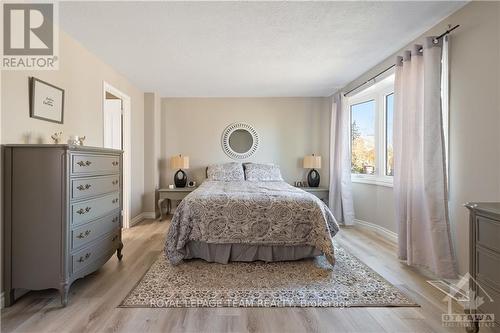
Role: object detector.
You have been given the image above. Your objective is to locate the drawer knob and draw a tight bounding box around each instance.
[77,184,92,191]
[112,180,119,185]
[77,252,91,263]
[112,198,119,204]
[77,160,92,167]
[77,207,92,215]
[112,216,119,223]
[76,230,91,239]
[112,161,119,166]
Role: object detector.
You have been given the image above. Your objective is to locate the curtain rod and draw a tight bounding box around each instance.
[343,24,460,97]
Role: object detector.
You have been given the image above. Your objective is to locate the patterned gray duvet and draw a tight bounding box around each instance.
[165,181,339,266]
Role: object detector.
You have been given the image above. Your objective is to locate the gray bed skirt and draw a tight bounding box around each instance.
[184,241,323,264]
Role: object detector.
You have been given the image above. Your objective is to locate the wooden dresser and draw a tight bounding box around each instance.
[3,144,123,306]
[465,202,500,332]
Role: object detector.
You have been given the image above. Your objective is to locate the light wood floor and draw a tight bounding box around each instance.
[2,218,467,333]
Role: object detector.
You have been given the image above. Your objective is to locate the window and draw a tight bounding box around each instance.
[385,93,394,176]
[348,75,394,186]
[351,100,376,175]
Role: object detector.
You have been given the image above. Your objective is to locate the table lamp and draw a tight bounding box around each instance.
[170,154,189,188]
[303,154,321,187]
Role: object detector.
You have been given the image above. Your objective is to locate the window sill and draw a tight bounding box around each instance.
[351,175,393,188]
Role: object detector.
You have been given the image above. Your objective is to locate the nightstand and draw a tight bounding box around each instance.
[300,187,329,204]
[157,187,197,220]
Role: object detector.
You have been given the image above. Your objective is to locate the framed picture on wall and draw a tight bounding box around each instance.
[30,77,65,124]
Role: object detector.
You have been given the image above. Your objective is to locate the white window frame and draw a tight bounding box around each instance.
[348,76,394,187]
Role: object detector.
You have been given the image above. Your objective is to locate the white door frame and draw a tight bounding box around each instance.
[103,81,132,229]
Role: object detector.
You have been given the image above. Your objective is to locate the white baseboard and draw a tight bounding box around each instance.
[130,212,157,227]
[142,212,156,219]
[129,213,143,227]
[353,218,398,244]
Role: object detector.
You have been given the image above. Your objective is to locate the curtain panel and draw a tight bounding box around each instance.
[329,93,355,226]
[393,37,456,278]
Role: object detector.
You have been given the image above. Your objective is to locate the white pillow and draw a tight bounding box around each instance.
[206,162,244,181]
[244,163,283,182]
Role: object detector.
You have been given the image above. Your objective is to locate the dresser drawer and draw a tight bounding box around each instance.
[71,193,120,225]
[476,246,500,290]
[71,212,120,250]
[71,175,120,201]
[71,230,120,274]
[476,215,500,253]
[71,154,120,175]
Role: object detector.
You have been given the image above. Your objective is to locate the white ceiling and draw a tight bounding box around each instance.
[60,1,465,97]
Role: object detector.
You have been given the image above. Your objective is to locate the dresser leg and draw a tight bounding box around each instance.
[59,283,69,307]
[4,289,15,307]
[465,309,479,333]
[465,321,479,333]
[117,241,124,260]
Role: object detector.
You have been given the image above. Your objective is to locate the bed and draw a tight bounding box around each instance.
[165,163,339,266]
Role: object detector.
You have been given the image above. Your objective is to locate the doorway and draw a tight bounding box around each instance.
[103,92,122,149]
[103,82,131,228]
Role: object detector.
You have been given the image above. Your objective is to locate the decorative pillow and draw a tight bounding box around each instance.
[207,162,245,181]
[244,163,284,182]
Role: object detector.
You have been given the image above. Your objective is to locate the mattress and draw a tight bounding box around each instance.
[165,180,339,266]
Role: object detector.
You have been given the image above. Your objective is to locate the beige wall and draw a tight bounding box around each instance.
[1,30,145,219]
[343,2,500,274]
[352,183,396,233]
[160,98,331,187]
[143,92,161,214]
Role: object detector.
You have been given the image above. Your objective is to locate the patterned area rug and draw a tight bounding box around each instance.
[120,244,417,308]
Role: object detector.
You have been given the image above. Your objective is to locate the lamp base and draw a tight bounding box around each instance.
[174,169,187,188]
[307,169,320,187]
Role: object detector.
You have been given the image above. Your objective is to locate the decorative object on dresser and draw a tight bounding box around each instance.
[78,136,86,146]
[221,122,259,160]
[170,154,189,188]
[29,77,65,124]
[157,187,197,220]
[2,144,123,307]
[51,131,63,144]
[303,154,322,187]
[465,202,500,333]
[68,135,80,145]
[301,187,329,204]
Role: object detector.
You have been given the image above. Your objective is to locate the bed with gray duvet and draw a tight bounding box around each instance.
[165,163,339,266]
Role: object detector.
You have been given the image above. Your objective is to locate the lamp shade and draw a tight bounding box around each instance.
[170,155,189,169]
[303,155,321,169]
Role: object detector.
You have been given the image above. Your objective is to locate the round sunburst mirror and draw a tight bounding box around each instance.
[221,122,259,160]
